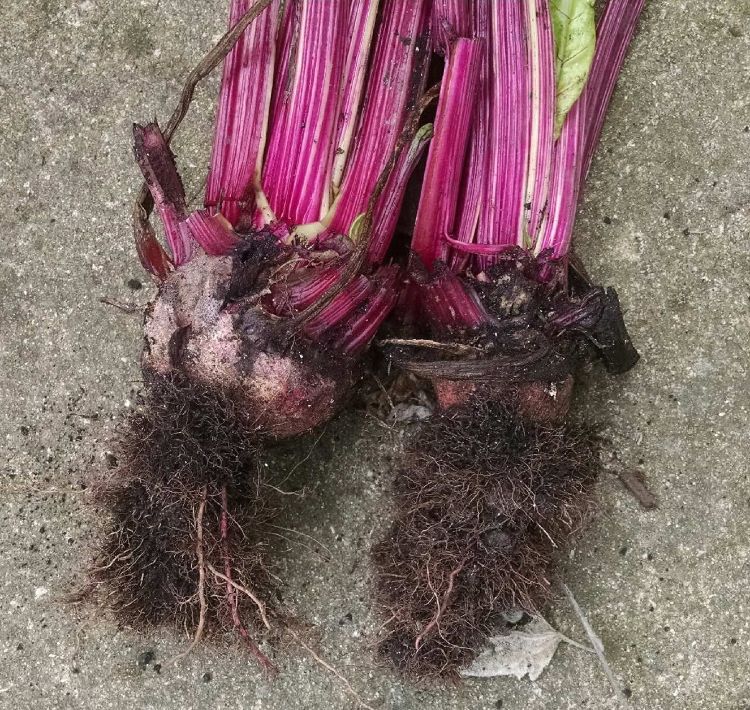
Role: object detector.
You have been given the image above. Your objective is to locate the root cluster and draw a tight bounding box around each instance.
[372,399,599,678]
[92,375,277,671]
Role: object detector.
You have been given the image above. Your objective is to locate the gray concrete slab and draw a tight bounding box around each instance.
[1,1,748,708]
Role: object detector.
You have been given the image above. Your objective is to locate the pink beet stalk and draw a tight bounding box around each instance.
[448,0,490,272]
[582,0,647,182]
[133,123,193,266]
[368,124,433,266]
[134,218,173,279]
[269,264,345,315]
[524,0,555,241]
[333,267,401,355]
[431,0,473,54]
[410,38,483,270]
[205,0,280,225]
[476,1,530,263]
[534,95,586,258]
[268,0,295,124]
[327,0,432,237]
[331,0,381,193]
[185,210,241,256]
[302,275,373,341]
[262,2,348,224]
[420,268,491,334]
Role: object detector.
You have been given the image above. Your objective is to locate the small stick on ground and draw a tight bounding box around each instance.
[171,486,208,664]
[562,583,622,697]
[615,469,658,510]
[100,297,141,315]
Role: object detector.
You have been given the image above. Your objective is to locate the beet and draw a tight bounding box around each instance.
[373,252,638,678]
[370,0,647,679]
[89,0,435,666]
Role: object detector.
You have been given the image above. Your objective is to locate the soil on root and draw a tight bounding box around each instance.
[372,398,599,679]
[90,375,278,671]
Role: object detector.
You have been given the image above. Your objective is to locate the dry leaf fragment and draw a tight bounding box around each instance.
[460,616,591,681]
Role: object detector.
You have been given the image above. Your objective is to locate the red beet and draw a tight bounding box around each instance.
[91,0,436,667]
[371,0,646,678]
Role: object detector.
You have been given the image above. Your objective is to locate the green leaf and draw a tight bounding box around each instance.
[551,0,596,138]
[348,212,368,244]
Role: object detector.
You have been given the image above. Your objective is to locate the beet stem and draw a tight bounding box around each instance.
[524,0,555,242]
[410,38,483,269]
[288,83,442,331]
[431,0,473,55]
[206,0,279,224]
[581,0,647,184]
[132,0,273,277]
[327,1,433,237]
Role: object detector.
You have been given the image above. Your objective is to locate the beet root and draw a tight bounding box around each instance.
[372,399,598,678]
[142,242,356,440]
[432,377,575,423]
[91,375,278,671]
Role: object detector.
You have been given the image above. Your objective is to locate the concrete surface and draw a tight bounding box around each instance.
[1,1,749,708]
